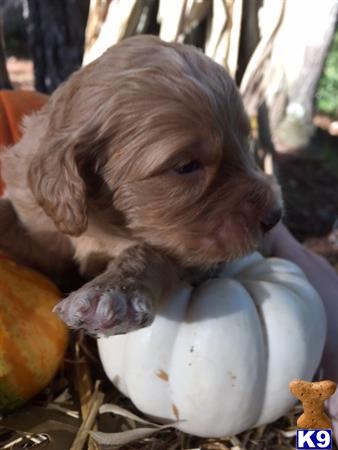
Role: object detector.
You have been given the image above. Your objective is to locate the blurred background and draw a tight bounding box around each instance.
[0,0,337,268]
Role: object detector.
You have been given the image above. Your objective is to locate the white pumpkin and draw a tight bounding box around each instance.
[98,252,326,437]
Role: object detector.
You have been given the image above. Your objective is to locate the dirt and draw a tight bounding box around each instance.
[275,129,338,270]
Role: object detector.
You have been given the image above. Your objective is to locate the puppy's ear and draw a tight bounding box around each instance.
[28,139,88,236]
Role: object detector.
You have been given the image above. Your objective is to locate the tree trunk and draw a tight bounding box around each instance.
[83,0,159,65]
[240,0,338,151]
[0,16,11,89]
[84,0,111,57]
[26,0,89,93]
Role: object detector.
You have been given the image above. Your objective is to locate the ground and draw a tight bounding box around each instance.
[276,131,338,271]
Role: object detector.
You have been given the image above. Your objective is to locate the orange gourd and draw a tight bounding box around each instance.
[0,255,68,411]
[0,90,48,196]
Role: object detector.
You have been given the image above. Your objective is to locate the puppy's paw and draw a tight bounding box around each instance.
[53,282,154,337]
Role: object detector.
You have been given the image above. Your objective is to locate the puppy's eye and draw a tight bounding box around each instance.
[175,160,202,174]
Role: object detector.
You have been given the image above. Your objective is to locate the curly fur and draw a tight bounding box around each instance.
[0,35,282,335]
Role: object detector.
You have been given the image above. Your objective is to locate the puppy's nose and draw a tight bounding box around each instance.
[260,207,282,233]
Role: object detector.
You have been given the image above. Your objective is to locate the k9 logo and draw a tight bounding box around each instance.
[296,429,332,449]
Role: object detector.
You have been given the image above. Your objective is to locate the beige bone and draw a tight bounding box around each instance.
[289,379,337,429]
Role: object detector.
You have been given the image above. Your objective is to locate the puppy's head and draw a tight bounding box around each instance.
[29,35,282,267]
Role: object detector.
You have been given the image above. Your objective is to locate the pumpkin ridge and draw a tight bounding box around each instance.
[0,377,24,411]
[1,260,60,295]
[239,280,270,414]
[0,261,66,348]
[235,258,304,281]
[0,324,39,398]
[243,274,313,302]
[0,283,65,351]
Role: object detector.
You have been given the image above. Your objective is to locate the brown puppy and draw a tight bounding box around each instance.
[0,35,282,336]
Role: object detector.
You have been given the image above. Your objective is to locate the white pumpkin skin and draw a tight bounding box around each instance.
[98,253,326,437]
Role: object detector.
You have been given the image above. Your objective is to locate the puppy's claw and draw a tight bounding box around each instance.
[53,284,154,337]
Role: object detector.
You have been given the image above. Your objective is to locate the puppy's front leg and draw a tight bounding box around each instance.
[54,244,179,336]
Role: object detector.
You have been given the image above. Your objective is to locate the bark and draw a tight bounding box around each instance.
[236,0,261,85]
[26,0,89,93]
[0,16,11,89]
[240,0,338,150]
[85,0,111,55]
[83,0,159,65]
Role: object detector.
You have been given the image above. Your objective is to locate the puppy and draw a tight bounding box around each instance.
[0,35,282,336]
